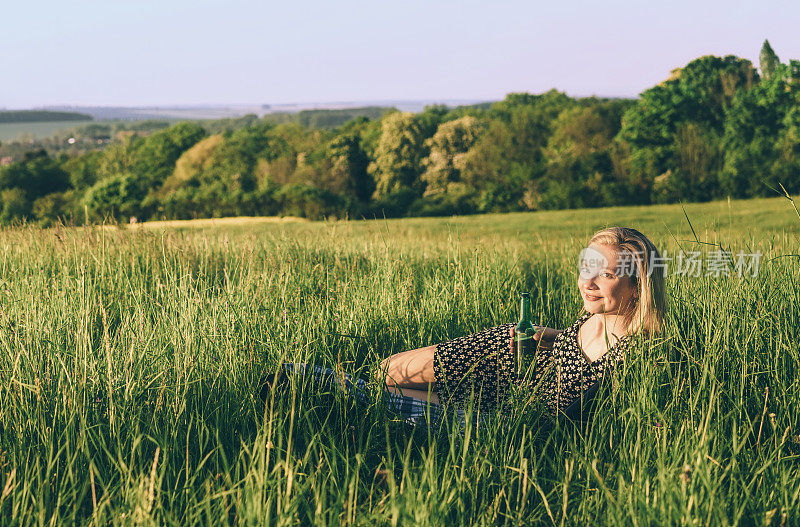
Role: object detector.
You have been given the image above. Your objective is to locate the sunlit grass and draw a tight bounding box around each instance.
[0,196,798,524]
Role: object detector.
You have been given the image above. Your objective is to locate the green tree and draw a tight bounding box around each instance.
[369,112,428,199]
[759,40,780,82]
[155,124,291,219]
[61,150,103,189]
[84,172,148,220]
[618,55,757,200]
[324,134,373,202]
[32,191,75,226]
[774,102,800,193]
[720,66,794,198]
[420,116,485,196]
[160,135,225,194]
[540,104,627,209]
[545,105,621,162]
[0,150,72,224]
[652,123,722,203]
[488,90,573,124]
[0,188,30,223]
[0,150,70,199]
[132,122,206,186]
[275,184,343,220]
[96,137,140,182]
[459,101,560,211]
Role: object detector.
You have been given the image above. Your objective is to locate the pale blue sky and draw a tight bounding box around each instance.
[2,0,798,108]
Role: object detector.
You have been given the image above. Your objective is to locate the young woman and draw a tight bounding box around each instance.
[263,227,667,424]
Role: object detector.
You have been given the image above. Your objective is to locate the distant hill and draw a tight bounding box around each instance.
[0,110,93,123]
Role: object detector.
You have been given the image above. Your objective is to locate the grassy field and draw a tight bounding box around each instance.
[0,120,94,142]
[0,196,799,524]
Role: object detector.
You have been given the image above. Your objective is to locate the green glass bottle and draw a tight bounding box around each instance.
[515,292,537,378]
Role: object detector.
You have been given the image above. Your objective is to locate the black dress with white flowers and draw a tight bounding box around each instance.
[433,312,633,416]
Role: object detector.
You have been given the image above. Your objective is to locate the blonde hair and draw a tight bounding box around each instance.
[587,227,667,336]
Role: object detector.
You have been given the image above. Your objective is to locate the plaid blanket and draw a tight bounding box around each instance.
[280,363,488,428]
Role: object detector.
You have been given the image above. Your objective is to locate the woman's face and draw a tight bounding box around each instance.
[578,243,638,316]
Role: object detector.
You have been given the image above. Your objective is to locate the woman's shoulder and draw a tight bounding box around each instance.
[551,312,591,348]
[566,312,593,333]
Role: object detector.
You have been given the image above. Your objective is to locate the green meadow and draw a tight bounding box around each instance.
[0,121,93,143]
[0,195,798,525]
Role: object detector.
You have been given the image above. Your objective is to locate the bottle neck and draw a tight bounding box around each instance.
[518,296,531,323]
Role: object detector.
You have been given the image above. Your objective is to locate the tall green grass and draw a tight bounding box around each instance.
[0,197,798,525]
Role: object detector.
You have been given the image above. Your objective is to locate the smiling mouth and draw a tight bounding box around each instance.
[584,293,602,301]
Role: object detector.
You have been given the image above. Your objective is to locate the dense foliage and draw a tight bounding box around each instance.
[2,42,799,225]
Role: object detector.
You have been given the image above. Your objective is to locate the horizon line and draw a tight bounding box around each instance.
[2,92,640,112]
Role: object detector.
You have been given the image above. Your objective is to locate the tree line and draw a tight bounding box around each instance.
[1,41,799,226]
[0,110,92,123]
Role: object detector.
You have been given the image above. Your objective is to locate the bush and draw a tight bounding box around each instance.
[84,173,148,221]
[275,184,344,220]
[361,188,418,218]
[406,185,478,217]
[32,192,76,226]
[0,188,30,224]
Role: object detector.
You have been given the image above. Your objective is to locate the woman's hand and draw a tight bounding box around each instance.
[508,326,562,355]
[533,327,562,350]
